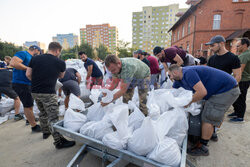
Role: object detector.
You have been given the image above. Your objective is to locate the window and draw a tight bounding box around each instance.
[188,21,191,34]
[186,43,190,52]
[213,14,221,30]
[182,26,185,37]
[177,31,180,40]
[232,0,239,2]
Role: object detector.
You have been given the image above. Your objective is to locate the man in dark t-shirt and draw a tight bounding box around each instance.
[26,42,75,149]
[59,68,81,109]
[79,51,103,90]
[206,35,241,82]
[136,50,150,67]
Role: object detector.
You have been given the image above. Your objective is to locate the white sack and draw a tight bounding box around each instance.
[87,103,105,121]
[80,120,113,140]
[80,83,91,98]
[128,117,158,156]
[147,137,181,167]
[165,88,193,108]
[128,101,145,131]
[64,108,87,132]
[101,89,114,103]
[69,94,85,111]
[89,86,102,104]
[184,102,202,116]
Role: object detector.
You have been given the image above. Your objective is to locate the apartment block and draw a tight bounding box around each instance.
[80,24,118,55]
[52,33,79,50]
[132,4,187,54]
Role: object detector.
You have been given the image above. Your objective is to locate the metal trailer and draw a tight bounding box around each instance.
[53,120,194,167]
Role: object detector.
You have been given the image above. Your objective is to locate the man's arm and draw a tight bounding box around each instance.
[173,54,184,66]
[232,67,241,83]
[58,72,65,79]
[26,67,32,80]
[186,81,207,107]
[86,65,93,79]
[162,62,168,73]
[241,64,246,73]
[10,57,27,70]
[75,72,82,84]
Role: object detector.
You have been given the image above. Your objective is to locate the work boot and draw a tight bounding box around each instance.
[188,144,209,156]
[14,114,24,121]
[31,125,42,132]
[55,137,76,149]
[43,133,51,139]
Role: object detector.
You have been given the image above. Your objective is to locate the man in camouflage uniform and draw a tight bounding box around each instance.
[101,55,150,116]
[26,42,75,149]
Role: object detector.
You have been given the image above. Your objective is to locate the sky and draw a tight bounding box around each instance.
[0,0,189,47]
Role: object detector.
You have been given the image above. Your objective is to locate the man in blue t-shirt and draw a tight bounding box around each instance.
[10,45,41,132]
[79,51,103,90]
[168,65,240,156]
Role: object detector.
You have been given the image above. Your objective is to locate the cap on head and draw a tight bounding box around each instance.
[136,49,143,55]
[29,45,41,52]
[153,46,163,56]
[205,35,226,45]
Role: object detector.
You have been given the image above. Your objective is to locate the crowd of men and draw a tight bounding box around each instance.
[0,35,249,157]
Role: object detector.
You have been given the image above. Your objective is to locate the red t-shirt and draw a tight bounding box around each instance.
[147,55,160,74]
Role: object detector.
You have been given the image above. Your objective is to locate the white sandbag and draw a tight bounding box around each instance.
[59,105,65,116]
[0,97,14,116]
[128,101,145,131]
[55,80,63,91]
[147,90,161,120]
[0,115,9,125]
[166,109,188,146]
[101,89,114,103]
[128,117,158,156]
[69,94,85,111]
[132,87,139,107]
[89,86,102,104]
[147,137,181,167]
[64,108,87,132]
[160,76,173,89]
[80,120,113,140]
[87,103,105,121]
[184,102,202,116]
[80,83,91,98]
[102,132,124,150]
[165,88,193,108]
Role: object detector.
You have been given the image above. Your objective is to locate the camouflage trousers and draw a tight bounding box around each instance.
[32,93,63,145]
[123,77,150,116]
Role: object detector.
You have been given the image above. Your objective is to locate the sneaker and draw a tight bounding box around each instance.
[43,133,51,139]
[210,133,218,142]
[31,125,42,132]
[188,144,209,156]
[26,120,29,125]
[14,114,24,121]
[228,112,237,118]
[229,117,245,123]
[55,138,76,149]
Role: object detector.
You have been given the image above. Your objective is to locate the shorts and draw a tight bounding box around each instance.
[12,83,34,108]
[0,86,18,99]
[62,80,80,96]
[202,87,240,127]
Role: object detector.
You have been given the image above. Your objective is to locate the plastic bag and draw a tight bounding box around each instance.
[146,90,161,120]
[80,120,113,140]
[128,101,145,131]
[128,117,158,156]
[79,83,91,98]
[55,80,63,91]
[59,105,65,116]
[63,108,87,132]
[101,89,114,103]
[0,97,14,116]
[184,102,202,116]
[165,88,193,108]
[68,94,85,111]
[147,137,181,167]
[87,103,105,121]
[89,86,102,104]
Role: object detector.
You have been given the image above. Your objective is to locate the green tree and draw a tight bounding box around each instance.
[78,42,95,59]
[116,40,133,58]
[0,39,23,60]
[96,43,110,60]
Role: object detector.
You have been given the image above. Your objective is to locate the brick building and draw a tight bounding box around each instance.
[168,0,250,56]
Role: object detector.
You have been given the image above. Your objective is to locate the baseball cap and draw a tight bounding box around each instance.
[136,49,143,55]
[29,45,41,52]
[153,46,163,56]
[205,35,226,45]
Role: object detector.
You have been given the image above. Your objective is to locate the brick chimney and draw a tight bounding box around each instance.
[186,0,200,6]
